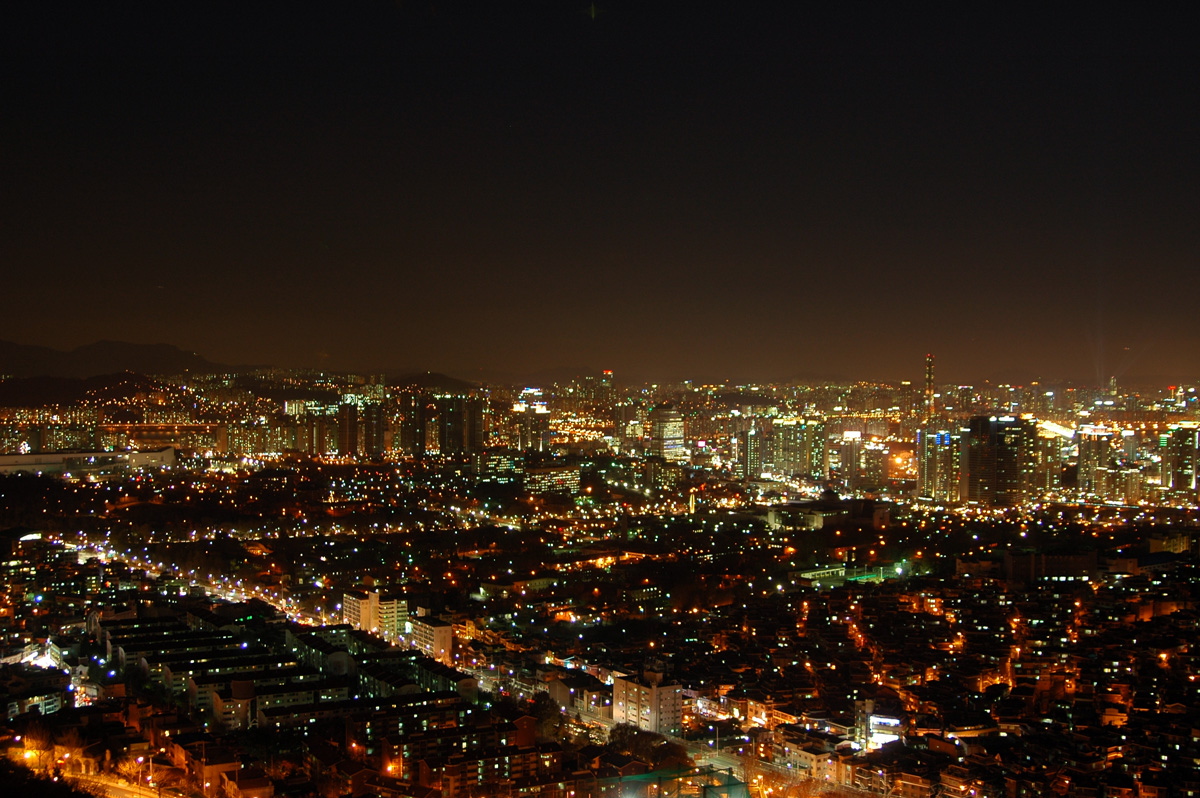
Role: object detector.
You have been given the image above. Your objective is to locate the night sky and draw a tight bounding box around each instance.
[4,3,1198,385]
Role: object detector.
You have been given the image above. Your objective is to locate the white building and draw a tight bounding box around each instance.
[342,589,379,633]
[612,672,683,736]
[377,593,409,640]
[408,616,454,666]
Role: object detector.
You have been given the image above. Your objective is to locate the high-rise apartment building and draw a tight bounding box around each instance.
[436,395,464,455]
[360,402,387,457]
[839,431,862,490]
[772,418,827,480]
[963,415,1037,506]
[1030,427,1065,496]
[1075,426,1115,497]
[861,442,890,489]
[1162,423,1199,498]
[394,391,487,456]
[336,403,358,457]
[397,391,429,455]
[740,424,763,480]
[916,427,963,502]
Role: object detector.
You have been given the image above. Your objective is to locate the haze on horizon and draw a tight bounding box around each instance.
[3,4,1198,386]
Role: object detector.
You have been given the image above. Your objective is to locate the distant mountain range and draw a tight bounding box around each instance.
[3,340,1162,392]
[385,371,478,392]
[452,365,606,388]
[0,341,483,403]
[0,340,228,379]
[0,372,165,408]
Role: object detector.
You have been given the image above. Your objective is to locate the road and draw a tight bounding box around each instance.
[69,773,186,798]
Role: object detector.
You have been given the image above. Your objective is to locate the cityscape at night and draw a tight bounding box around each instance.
[3,353,1200,798]
[3,4,1200,798]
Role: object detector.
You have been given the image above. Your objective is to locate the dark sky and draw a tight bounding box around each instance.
[3,3,1198,385]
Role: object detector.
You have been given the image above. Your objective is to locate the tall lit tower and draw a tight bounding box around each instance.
[649,406,687,463]
[923,353,936,422]
[598,369,616,418]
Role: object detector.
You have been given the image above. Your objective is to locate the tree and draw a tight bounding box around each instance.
[608,723,665,762]
[649,741,691,769]
[151,765,183,798]
[608,722,640,754]
[0,759,100,798]
[530,692,562,740]
[116,755,144,785]
[23,721,54,772]
[55,728,85,774]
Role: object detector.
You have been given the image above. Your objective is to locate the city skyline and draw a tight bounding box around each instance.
[1,337,1198,390]
[4,5,1199,383]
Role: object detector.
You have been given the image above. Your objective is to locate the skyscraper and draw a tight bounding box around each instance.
[649,406,687,463]
[360,402,387,457]
[428,393,487,455]
[336,402,358,457]
[516,402,551,452]
[1075,426,1115,498]
[771,418,826,480]
[860,442,890,489]
[615,401,647,454]
[1163,423,1199,498]
[1030,426,1066,496]
[466,395,486,453]
[916,427,963,502]
[740,423,763,480]
[839,431,862,490]
[599,369,615,412]
[397,390,429,455]
[963,415,1036,506]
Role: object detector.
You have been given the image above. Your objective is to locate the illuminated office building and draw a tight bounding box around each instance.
[649,406,686,463]
[515,402,551,452]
